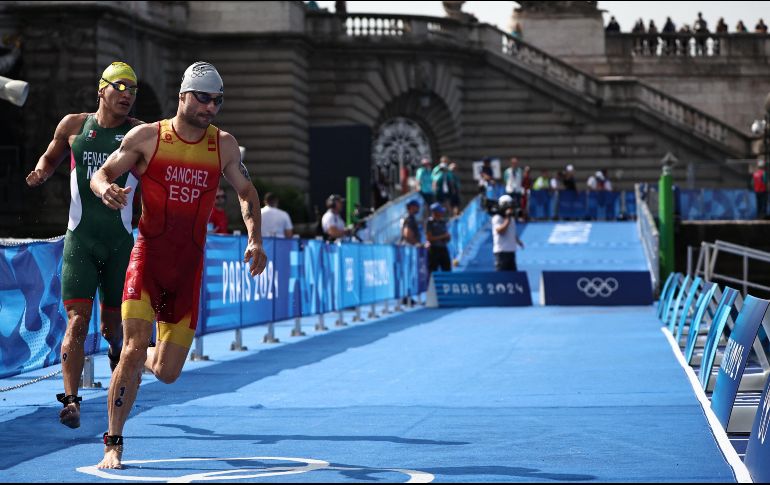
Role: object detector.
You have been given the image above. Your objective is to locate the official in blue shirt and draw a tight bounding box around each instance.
[426,202,452,272]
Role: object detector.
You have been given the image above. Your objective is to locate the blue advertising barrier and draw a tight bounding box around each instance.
[557,190,586,220]
[202,237,295,335]
[447,196,491,262]
[1,235,427,379]
[683,282,718,364]
[672,276,702,337]
[711,295,770,430]
[339,243,362,309]
[586,191,619,220]
[417,247,430,293]
[744,374,770,482]
[541,271,653,306]
[698,287,740,390]
[0,239,104,379]
[678,188,756,220]
[300,239,327,316]
[427,271,532,307]
[528,190,552,220]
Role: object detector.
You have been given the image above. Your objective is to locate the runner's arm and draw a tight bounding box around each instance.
[90,123,155,210]
[26,114,86,187]
[220,131,267,277]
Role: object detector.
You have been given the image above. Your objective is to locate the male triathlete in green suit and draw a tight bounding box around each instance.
[26,62,143,429]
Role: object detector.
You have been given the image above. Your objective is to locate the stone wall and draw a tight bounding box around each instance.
[0,2,758,236]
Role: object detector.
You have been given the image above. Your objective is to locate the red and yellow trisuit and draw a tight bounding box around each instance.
[122,118,221,348]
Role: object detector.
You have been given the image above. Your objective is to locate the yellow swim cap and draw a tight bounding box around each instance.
[98,62,137,91]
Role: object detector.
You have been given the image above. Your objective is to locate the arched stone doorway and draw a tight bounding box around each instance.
[371,117,432,205]
[133,81,162,122]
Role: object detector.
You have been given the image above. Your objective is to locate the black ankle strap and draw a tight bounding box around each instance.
[56,393,82,406]
[103,432,124,446]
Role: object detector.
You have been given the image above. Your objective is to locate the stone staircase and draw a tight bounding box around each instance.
[307,12,752,196]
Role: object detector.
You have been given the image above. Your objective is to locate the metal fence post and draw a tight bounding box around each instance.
[368,303,379,319]
[231,328,248,351]
[189,336,209,361]
[687,246,693,276]
[743,254,749,296]
[335,310,348,327]
[352,306,363,322]
[291,316,305,336]
[263,322,280,343]
[315,313,329,331]
[80,356,101,389]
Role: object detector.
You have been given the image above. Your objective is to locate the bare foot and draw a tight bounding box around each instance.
[97,446,123,469]
[59,403,80,429]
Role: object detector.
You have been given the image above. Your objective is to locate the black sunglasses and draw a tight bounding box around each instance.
[101,78,138,95]
[191,91,224,106]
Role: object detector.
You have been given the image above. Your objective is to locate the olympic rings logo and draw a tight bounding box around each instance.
[577,277,619,298]
[77,456,434,483]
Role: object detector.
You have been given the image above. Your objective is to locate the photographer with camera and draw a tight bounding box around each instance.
[492,195,525,271]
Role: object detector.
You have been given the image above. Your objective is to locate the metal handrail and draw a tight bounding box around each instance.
[694,240,770,295]
[636,184,660,294]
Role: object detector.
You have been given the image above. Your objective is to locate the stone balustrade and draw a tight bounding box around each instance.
[306,12,749,155]
[606,32,770,58]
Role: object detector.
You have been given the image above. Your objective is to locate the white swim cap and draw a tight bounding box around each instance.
[179,61,223,95]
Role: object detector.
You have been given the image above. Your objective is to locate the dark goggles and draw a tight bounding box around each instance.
[190,91,224,106]
[101,78,138,95]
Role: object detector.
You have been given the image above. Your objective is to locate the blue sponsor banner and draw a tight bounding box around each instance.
[202,236,296,334]
[240,237,277,327]
[699,287,739,390]
[300,240,325,316]
[0,240,75,379]
[586,191,619,220]
[744,374,770,482]
[201,234,243,334]
[339,243,361,308]
[541,271,653,306]
[2,235,424,378]
[358,244,395,305]
[324,242,341,312]
[711,295,770,430]
[678,188,755,220]
[417,247,430,293]
[557,190,586,220]
[431,271,532,307]
[273,238,301,321]
[528,189,552,220]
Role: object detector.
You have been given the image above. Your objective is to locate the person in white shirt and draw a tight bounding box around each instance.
[321,193,348,241]
[503,156,524,208]
[492,195,525,271]
[586,170,612,191]
[260,192,293,238]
